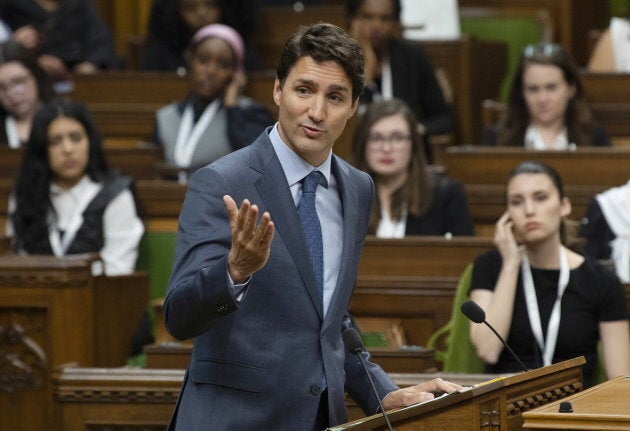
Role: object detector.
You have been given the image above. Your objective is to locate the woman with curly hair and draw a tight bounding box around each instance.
[482,43,610,149]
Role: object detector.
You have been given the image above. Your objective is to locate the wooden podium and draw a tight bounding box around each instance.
[522,375,630,430]
[0,254,149,431]
[328,357,585,431]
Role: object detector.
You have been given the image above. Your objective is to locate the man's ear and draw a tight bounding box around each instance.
[272,78,282,107]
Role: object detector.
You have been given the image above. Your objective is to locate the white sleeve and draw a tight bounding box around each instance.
[100,189,144,275]
[5,194,15,237]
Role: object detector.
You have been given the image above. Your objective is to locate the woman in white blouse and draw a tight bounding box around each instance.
[6,99,144,275]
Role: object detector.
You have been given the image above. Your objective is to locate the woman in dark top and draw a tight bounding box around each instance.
[580,180,630,283]
[0,40,54,147]
[351,98,473,237]
[469,161,628,387]
[0,0,116,79]
[141,0,260,72]
[482,43,610,149]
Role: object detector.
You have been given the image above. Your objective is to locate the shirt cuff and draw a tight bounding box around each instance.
[227,269,251,302]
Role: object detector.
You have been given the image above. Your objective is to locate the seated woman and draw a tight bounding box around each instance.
[580,180,630,283]
[482,43,610,149]
[6,99,144,276]
[469,161,629,388]
[141,0,259,72]
[153,23,272,180]
[351,98,474,237]
[0,40,54,147]
[588,15,630,72]
[0,0,116,80]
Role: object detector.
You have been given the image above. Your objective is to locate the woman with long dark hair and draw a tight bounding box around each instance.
[469,161,628,387]
[7,98,144,275]
[483,43,610,149]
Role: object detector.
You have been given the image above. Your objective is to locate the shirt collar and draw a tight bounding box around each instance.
[268,123,332,187]
[49,175,95,198]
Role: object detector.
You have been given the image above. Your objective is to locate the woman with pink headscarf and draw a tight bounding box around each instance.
[153,23,272,180]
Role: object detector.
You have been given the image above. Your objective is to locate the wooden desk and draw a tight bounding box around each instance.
[143,343,437,375]
[0,146,162,180]
[69,71,277,141]
[49,366,522,431]
[522,375,630,430]
[582,73,630,143]
[335,357,585,431]
[0,254,149,431]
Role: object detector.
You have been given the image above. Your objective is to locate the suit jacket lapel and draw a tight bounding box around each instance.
[324,156,360,327]
[249,135,324,320]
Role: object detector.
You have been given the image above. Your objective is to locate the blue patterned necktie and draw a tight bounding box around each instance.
[297,170,327,308]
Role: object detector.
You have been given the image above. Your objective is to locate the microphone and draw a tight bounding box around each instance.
[342,327,394,431]
[461,300,529,373]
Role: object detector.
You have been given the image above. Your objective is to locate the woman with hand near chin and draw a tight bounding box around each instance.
[469,161,629,387]
[153,23,272,179]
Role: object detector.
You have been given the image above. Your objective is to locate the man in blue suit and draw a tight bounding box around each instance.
[164,22,459,430]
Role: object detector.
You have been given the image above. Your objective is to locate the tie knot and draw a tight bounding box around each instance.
[302,170,326,194]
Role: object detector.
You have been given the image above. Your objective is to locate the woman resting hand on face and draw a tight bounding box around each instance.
[468,161,629,387]
[152,23,272,181]
[351,98,473,237]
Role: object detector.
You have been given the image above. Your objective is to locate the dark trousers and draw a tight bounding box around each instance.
[312,390,329,431]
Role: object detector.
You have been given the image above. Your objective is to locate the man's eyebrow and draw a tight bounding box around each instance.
[293,79,351,93]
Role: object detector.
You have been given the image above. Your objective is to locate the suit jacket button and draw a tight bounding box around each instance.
[311,385,321,396]
[217,304,228,313]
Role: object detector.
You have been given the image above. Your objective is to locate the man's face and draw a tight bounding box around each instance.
[273,56,358,166]
[353,0,396,53]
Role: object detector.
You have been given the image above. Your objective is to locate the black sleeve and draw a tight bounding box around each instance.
[226,99,274,151]
[440,178,475,236]
[481,126,499,146]
[410,46,454,136]
[80,1,116,67]
[580,198,615,260]
[583,260,629,321]
[470,250,502,294]
[591,123,612,147]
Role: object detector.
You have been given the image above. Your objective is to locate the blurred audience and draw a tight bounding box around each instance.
[141,0,260,72]
[482,43,610,149]
[0,40,54,147]
[6,98,144,276]
[351,99,473,237]
[581,180,630,283]
[346,0,454,161]
[152,23,273,181]
[0,0,117,80]
[588,15,630,72]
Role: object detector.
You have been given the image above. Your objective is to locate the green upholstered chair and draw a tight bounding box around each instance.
[427,263,485,373]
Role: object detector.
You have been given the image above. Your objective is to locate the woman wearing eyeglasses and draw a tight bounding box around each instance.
[351,98,474,237]
[0,40,53,148]
[482,43,610,149]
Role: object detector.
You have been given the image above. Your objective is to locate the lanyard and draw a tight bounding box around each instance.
[521,246,570,366]
[173,99,221,167]
[5,116,21,149]
[381,57,393,100]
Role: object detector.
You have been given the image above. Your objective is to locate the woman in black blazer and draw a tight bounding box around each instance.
[351,98,474,237]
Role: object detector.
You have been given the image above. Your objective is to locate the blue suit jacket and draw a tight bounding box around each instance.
[164,130,398,430]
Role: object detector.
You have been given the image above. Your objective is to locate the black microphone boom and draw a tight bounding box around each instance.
[460,300,529,373]
[342,327,394,431]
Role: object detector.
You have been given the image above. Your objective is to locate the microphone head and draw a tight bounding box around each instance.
[461,300,486,324]
[342,327,364,354]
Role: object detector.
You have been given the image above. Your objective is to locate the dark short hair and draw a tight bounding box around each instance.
[276,22,365,101]
[345,0,401,22]
[0,40,54,113]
